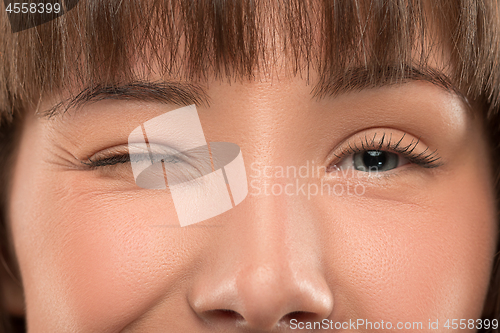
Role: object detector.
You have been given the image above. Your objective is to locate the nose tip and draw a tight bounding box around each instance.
[189,264,334,330]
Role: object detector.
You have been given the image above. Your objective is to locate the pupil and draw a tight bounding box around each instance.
[363,150,386,169]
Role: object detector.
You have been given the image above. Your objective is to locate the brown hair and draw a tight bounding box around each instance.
[1,0,500,331]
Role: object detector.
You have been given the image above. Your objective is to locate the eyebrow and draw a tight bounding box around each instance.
[40,80,211,118]
[311,64,470,108]
[41,65,469,118]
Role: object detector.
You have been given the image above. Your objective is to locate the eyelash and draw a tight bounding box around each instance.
[82,150,183,169]
[83,153,130,168]
[82,132,442,170]
[331,132,442,169]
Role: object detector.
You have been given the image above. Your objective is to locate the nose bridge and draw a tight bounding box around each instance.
[240,160,325,270]
[236,188,298,287]
[243,179,323,264]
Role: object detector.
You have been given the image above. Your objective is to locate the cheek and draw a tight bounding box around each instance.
[317,171,497,322]
[11,166,205,330]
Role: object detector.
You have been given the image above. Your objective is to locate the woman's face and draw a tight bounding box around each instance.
[8,62,498,331]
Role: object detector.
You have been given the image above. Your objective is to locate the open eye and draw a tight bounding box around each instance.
[336,150,410,172]
[328,131,442,174]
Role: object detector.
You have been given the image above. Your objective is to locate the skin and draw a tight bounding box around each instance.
[5,62,498,332]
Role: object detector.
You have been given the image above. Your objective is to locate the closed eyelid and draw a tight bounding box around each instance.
[82,143,182,168]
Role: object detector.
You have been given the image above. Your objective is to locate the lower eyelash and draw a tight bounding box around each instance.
[334,132,442,168]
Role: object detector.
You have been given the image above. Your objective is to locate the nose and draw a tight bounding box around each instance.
[188,192,334,330]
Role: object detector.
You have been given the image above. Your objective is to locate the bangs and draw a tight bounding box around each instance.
[0,0,500,117]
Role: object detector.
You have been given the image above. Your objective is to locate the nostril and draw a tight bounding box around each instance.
[281,311,321,326]
[203,309,325,329]
[203,309,245,322]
